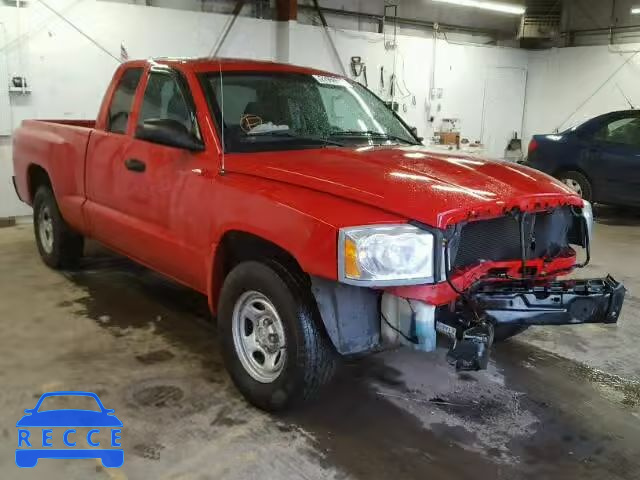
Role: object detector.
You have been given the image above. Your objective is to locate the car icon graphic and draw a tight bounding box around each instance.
[16,391,123,468]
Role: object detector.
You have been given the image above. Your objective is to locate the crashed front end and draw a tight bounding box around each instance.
[312,200,626,371]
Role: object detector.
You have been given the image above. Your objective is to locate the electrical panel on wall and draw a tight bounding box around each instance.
[9,75,30,93]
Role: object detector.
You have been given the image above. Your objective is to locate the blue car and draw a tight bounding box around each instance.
[16,391,123,468]
[527,110,640,206]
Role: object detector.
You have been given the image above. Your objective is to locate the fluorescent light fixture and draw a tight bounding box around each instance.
[632,7,640,14]
[432,0,525,15]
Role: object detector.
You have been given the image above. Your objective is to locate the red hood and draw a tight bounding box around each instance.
[225,145,583,229]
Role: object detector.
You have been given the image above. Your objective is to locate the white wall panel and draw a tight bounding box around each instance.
[522,45,640,145]
[0,48,10,136]
[0,1,277,218]
[481,67,527,158]
[290,25,529,147]
[0,0,529,218]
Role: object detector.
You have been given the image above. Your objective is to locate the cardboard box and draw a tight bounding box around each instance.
[439,132,460,146]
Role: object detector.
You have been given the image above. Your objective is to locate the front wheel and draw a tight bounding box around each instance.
[218,261,337,411]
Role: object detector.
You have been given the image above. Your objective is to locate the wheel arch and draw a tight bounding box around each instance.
[207,228,381,356]
[208,229,308,315]
[553,166,595,199]
[26,164,52,203]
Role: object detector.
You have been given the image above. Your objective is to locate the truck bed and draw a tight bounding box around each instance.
[33,119,96,129]
[12,119,96,234]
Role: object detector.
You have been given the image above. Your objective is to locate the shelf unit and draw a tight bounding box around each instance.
[8,86,31,94]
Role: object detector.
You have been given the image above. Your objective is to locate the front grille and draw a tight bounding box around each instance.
[451,207,574,270]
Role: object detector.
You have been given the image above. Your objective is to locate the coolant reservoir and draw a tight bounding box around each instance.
[381,293,436,352]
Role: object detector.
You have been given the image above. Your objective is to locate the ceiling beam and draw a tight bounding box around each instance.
[276,0,297,21]
[297,4,501,37]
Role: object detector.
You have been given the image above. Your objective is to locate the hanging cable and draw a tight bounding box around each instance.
[519,212,528,280]
[443,237,483,323]
[381,312,418,344]
[395,49,413,98]
[556,49,640,131]
[35,0,121,63]
[311,0,348,76]
[208,0,246,58]
[443,239,466,297]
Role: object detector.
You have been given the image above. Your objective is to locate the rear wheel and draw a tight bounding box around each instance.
[33,186,84,269]
[557,170,592,201]
[218,260,337,411]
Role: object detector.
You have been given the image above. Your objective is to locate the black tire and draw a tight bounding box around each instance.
[218,260,337,411]
[556,170,592,202]
[493,324,529,343]
[33,186,84,269]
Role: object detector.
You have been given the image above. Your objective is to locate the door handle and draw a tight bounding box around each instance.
[124,158,146,173]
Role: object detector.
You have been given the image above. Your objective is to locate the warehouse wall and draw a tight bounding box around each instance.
[522,43,640,145]
[0,0,277,218]
[289,23,527,148]
[0,0,529,218]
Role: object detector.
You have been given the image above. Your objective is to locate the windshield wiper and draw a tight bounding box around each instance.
[328,129,418,145]
[245,130,345,147]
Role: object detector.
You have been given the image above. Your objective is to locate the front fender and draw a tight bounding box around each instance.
[204,173,403,313]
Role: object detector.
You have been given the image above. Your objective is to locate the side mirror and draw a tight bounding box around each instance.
[410,127,424,142]
[136,118,204,152]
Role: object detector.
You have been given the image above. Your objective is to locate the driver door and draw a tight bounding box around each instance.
[113,67,214,291]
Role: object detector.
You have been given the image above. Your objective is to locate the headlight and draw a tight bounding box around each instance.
[582,200,593,243]
[338,224,435,286]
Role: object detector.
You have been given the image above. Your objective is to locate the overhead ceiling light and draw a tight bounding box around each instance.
[431,0,526,15]
[632,7,640,14]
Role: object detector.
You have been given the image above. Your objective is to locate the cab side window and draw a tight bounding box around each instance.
[107,68,143,134]
[138,71,201,140]
[594,116,640,147]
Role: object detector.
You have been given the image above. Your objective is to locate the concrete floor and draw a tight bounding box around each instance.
[0,206,639,479]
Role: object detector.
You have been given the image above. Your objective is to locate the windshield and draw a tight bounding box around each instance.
[198,72,419,153]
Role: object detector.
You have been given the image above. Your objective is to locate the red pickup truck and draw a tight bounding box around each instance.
[12,58,625,411]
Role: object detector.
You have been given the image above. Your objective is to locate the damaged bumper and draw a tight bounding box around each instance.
[471,275,626,326]
[380,275,625,371]
[311,273,626,371]
[435,275,626,371]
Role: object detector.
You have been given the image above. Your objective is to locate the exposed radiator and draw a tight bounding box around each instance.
[451,206,574,270]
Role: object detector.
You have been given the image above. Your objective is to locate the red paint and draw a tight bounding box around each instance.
[387,253,577,305]
[12,58,584,312]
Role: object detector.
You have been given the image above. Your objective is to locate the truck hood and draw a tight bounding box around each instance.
[225,145,582,229]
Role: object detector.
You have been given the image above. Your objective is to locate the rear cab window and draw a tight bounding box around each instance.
[107,67,143,134]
